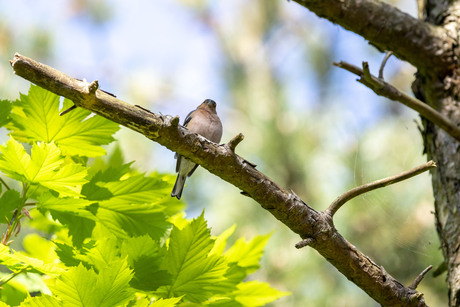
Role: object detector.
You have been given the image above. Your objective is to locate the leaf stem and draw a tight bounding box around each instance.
[0,177,11,190]
[0,270,24,287]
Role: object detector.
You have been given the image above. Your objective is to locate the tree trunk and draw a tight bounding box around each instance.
[413,2,460,306]
[294,0,460,305]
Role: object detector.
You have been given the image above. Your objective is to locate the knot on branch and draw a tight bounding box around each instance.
[171,116,180,127]
[88,80,99,94]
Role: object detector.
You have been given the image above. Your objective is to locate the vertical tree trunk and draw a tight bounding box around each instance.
[413,2,460,305]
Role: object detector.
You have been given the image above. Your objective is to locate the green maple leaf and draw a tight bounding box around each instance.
[8,85,119,157]
[50,260,133,307]
[19,295,62,307]
[96,202,169,240]
[0,138,88,197]
[0,244,64,276]
[233,281,290,306]
[159,213,229,302]
[37,194,96,246]
[84,174,177,240]
[94,174,172,204]
[224,233,271,274]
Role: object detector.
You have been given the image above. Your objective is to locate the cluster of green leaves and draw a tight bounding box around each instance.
[0,85,289,306]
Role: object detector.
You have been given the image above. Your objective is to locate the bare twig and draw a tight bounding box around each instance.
[60,80,98,115]
[334,61,460,142]
[295,237,314,249]
[227,133,244,152]
[379,51,393,79]
[135,105,155,114]
[326,160,436,216]
[410,265,433,289]
[59,104,77,116]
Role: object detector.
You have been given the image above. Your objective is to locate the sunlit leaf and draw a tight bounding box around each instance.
[224,233,271,273]
[8,85,119,157]
[0,244,64,276]
[49,263,97,307]
[159,213,229,302]
[0,138,88,197]
[150,297,182,306]
[234,281,290,307]
[96,202,169,241]
[0,137,31,182]
[95,259,134,307]
[210,224,236,256]
[19,295,62,307]
[50,260,133,307]
[83,237,120,271]
[22,233,58,264]
[98,174,171,204]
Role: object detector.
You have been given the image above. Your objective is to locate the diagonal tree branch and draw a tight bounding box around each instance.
[333,60,460,142]
[9,53,429,306]
[293,0,455,75]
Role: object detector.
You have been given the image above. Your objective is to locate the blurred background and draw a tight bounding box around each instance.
[0,0,447,306]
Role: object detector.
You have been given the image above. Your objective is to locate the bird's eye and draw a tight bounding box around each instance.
[205,99,216,107]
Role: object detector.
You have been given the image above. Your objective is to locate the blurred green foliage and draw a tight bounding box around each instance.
[0,0,447,306]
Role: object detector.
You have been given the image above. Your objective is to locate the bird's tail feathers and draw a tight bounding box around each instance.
[171,174,187,200]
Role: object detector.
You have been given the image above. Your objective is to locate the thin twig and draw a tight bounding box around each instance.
[379,51,393,79]
[326,160,436,216]
[135,105,154,114]
[409,265,433,289]
[1,209,18,245]
[333,61,460,142]
[295,238,314,249]
[59,104,77,116]
[227,133,244,152]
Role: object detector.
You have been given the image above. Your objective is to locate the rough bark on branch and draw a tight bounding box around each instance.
[293,0,455,76]
[10,53,429,306]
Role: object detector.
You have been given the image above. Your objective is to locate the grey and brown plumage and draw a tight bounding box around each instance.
[171,99,223,199]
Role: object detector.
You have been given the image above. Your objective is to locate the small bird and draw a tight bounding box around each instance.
[171,99,223,199]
